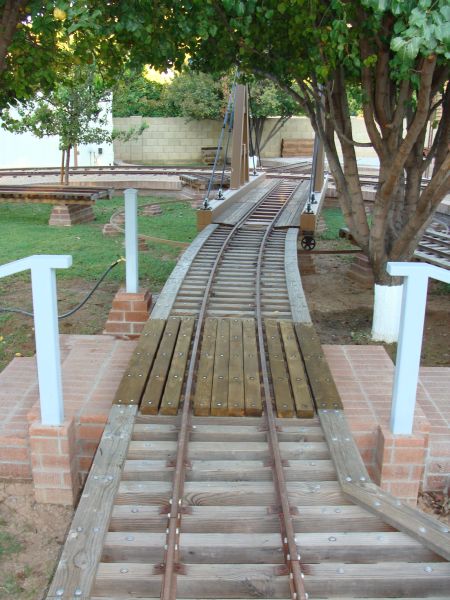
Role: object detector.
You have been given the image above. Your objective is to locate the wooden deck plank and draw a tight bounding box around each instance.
[265,319,296,417]
[193,318,217,416]
[319,409,370,484]
[211,319,230,416]
[92,563,290,598]
[116,481,349,507]
[295,321,344,410]
[133,423,323,443]
[303,562,450,597]
[45,405,137,600]
[275,180,308,228]
[279,320,314,418]
[127,440,330,461]
[159,317,195,415]
[342,480,450,561]
[242,318,262,416]
[228,319,245,416]
[141,317,181,414]
[122,458,337,482]
[109,504,394,534]
[113,319,166,406]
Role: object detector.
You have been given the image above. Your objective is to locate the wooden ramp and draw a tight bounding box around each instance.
[46,412,450,599]
[46,321,450,600]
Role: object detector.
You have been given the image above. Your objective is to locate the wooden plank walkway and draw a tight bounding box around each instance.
[274,180,309,228]
[47,413,450,599]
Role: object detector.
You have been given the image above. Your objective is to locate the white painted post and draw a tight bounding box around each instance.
[124,188,139,293]
[0,255,72,426]
[386,262,450,434]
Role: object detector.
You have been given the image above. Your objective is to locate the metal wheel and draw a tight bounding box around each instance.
[301,236,316,251]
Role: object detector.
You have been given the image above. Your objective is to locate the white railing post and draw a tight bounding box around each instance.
[0,255,72,426]
[386,262,450,434]
[124,188,139,293]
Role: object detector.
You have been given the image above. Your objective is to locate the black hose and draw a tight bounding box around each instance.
[0,258,124,320]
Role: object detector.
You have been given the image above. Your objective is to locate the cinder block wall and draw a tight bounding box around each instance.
[113,116,377,164]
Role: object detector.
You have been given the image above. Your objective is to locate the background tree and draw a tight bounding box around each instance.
[248,77,302,154]
[162,70,225,120]
[3,64,111,183]
[112,69,168,118]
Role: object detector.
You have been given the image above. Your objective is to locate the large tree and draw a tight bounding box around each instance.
[162,0,448,341]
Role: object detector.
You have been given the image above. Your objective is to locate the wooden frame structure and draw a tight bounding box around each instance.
[230,84,250,190]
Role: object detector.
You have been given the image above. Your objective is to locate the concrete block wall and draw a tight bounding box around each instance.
[113,116,377,164]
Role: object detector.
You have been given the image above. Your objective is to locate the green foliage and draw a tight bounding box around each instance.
[161,71,225,120]
[112,70,169,117]
[0,2,68,109]
[2,64,110,152]
[248,77,302,118]
[347,85,363,116]
[112,68,297,122]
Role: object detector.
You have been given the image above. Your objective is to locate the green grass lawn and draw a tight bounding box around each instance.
[0,196,197,284]
[318,207,347,240]
[0,196,197,371]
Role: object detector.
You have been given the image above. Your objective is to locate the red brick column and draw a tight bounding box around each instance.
[104,287,152,338]
[29,418,79,506]
[49,204,95,226]
[374,424,429,505]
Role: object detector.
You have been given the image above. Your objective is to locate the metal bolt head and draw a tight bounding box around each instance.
[55,590,64,597]
[74,590,82,597]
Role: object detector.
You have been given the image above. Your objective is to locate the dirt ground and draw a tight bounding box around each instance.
[0,482,72,599]
[301,247,450,366]
[0,246,448,599]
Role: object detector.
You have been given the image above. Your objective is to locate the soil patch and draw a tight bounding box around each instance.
[301,246,450,366]
[0,482,72,600]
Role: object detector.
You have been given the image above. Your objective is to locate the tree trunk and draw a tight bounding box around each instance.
[64,145,71,185]
[371,283,404,343]
[60,149,65,184]
[0,0,27,77]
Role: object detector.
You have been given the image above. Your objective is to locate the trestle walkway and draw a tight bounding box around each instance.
[46,179,450,600]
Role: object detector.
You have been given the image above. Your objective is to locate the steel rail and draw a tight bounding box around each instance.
[160,179,297,600]
[254,196,308,600]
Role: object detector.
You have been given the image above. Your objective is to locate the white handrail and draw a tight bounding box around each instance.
[124,188,139,293]
[0,255,72,425]
[386,262,450,434]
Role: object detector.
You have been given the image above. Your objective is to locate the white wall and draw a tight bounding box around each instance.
[0,100,114,169]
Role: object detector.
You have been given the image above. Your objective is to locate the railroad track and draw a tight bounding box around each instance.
[171,181,296,319]
[416,229,450,269]
[46,179,450,600]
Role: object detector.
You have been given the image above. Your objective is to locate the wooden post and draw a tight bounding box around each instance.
[230,85,250,190]
[313,138,325,193]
